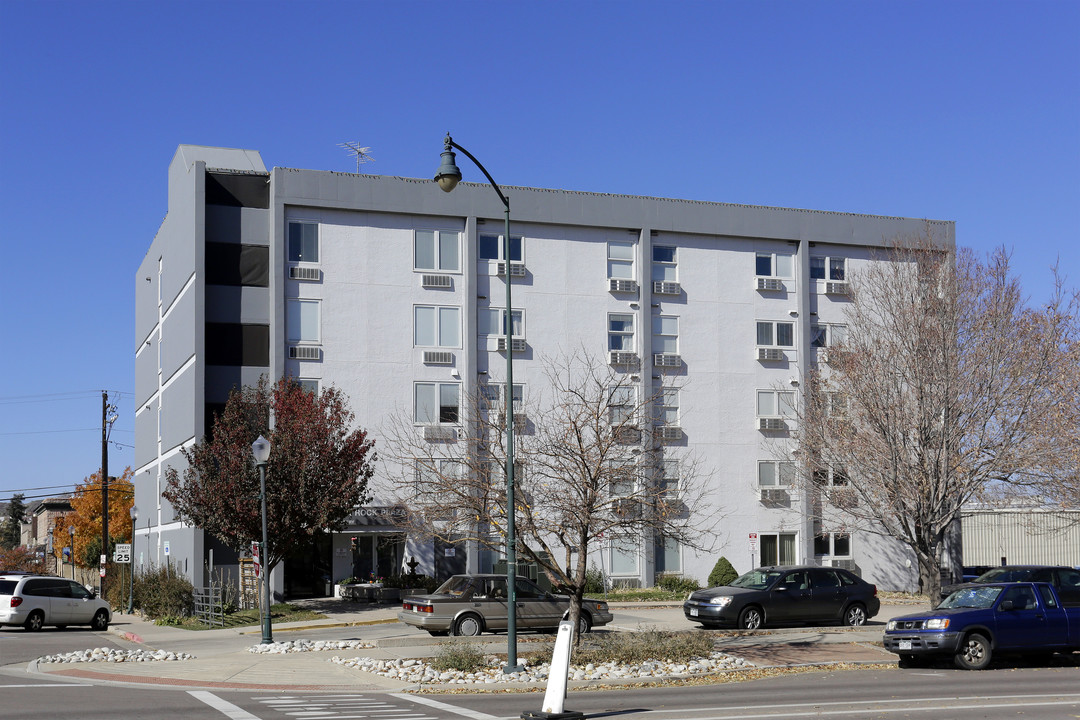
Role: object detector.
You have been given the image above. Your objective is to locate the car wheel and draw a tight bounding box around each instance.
[452,613,483,637]
[738,605,764,630]
[843,603,867,627]
[24,611,45,632]
[954,632,992,670]
[574,613,592,635]
[91,609,109,631]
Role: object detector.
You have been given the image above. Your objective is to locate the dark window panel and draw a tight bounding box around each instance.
[205,242,269,287]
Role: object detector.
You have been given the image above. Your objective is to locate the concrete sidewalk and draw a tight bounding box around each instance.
[26,598,917,692]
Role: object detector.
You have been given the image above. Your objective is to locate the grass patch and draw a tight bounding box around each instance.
[521,628,715,667]
[165,603,327,630]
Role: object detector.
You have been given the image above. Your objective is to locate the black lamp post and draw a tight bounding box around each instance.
[251,435,273,645]
[435,134,522,673]
[128,506,138,613]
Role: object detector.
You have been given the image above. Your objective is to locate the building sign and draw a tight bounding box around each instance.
[344,505,407,528]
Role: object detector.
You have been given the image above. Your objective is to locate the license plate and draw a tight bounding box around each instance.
[898,640,912,650]
[689,608,699,617]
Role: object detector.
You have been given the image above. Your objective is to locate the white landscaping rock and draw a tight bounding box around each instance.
[37,647,195,664]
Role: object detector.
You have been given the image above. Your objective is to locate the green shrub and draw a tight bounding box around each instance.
[132,564,195,620]
[656,573,700,595]
[583,563,607,594]
[432,642,487,672]
[708,556,738,587]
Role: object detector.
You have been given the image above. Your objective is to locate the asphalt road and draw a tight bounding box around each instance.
[0,624,125,666]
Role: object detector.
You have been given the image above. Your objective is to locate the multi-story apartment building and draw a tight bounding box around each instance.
[135,145,953,597]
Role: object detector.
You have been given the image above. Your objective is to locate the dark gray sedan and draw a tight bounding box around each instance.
[684,565,880,629]
[398,573,613,637]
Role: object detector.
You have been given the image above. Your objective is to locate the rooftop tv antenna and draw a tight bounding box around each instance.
[338,142,374,173]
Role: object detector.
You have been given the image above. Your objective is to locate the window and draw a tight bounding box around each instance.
[481,383,524,405]
[478,308,524,337]
[826,392,850,417]
[414,229,460,272]
[205,322,269,366]
[756,320,794,348]
[653,316,679,353]
[609,386,636,424]
[415,382,460,424]
[757,390,796,418]
[205,243,269,287]
[287,299,320,343]
[657,386,679,425]
[608,314,635,351]
[811,256,846,280]
[756,252,794,278]
[811,323,847,347]
[759,532,797,566]
[608,537,639,575]
[812,466,849,486]
[758,460,796,487]
[814,531,851,558]
[478,233,523,262]
[298,379,319,395]
[608,242,635,279]
[288,221,319,263]
[414,306,461,348]
[415,458,462,488]
[659,459,680,498]
[654,536,681,574]
[652,246,677,283]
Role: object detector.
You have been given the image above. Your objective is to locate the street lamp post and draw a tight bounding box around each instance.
[128,506,138,613]
[435,134,522,673]
[68,526,75,580]
[47,525,54,576]
[251,435,273,645]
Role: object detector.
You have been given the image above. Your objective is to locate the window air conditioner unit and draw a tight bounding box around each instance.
[423,350,454,365]
[653,281,681,295]
[423,425,458,442]
[497,337,527,353]
[757,347,785,361]
[496,262,527,277]
[289,266,321,281]
[816,348,830,363]
[288,345,321,361]
[609,351,638,366]
[421,274,453,288]
[832,559,857,572]
[658,425,682,442]
[608,278,638,293]
[613,426,641,445]
[760,488,788,503]
[758,417,786,431]
[497,412,529,432]
[654,353,682,368]
[826,281,851,295]
[756,277,784,291]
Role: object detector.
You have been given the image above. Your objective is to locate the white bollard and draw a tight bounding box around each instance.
[521,620,583,720]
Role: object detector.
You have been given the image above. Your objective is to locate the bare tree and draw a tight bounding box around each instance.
[796,232,1080,599]
[384,349,718,639]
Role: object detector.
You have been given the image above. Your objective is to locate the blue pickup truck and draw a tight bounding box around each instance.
[883,582,1080,669]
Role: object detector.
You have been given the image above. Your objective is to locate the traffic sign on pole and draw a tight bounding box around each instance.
[113,543,131,563]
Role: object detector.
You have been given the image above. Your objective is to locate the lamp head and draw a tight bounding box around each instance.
[130,505,138,521]
[69,525,74,536]
[251,435,271,464]
[434,134,461,193]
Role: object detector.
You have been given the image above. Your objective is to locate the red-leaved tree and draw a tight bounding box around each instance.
[164,377,376,575]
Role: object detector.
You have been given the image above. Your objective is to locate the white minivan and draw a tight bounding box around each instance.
[0,574,111,631]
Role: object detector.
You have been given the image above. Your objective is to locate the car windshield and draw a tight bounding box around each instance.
[729,569,784,590]
[939,585,1003,609]
[974,568,1032,583]
[433,576,479,598]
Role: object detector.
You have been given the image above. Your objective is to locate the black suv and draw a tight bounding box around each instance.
[940,565,1080,606]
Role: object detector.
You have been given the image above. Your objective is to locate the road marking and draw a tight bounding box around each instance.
[255,694,436,719]
[189,690,263,720]
[390,693,502,720]
[0,683,86,687]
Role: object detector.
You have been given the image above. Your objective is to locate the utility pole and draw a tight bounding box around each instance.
[101,391,109,595]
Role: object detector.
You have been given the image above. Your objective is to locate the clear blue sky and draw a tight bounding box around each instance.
[1,0,1077,501]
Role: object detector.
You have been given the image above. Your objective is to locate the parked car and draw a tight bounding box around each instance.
[683,565,880,629]
[939,565,1080,606]
[0,574,112,631]
[397,573,613,637]
[885,581,1080,669]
